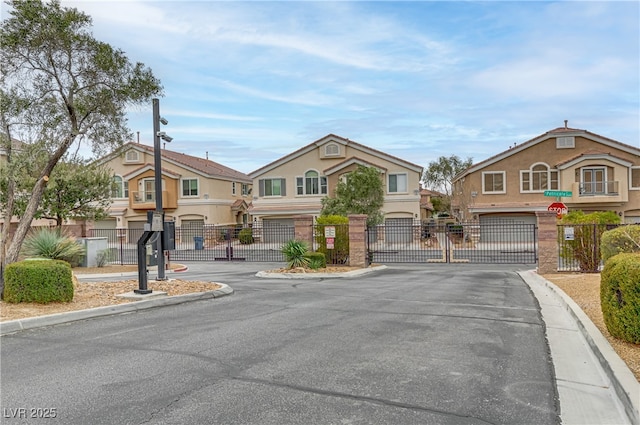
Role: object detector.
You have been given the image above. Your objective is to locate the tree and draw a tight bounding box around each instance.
[422,155,473,216]
[0,0,162,293]
[320,165,385,226]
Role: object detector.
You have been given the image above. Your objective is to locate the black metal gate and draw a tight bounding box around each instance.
[367,221,537,264]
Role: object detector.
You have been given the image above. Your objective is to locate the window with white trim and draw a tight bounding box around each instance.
[125,150,140,162]
[182,178,198,197]
[241,183,249,196]
[325,143,340,156]
[296,170,327,195]
[259,178,285,197]
[631,168,640,190]
[520,163,558,192]
[388,173,408,193]
[112,175,128,198]
[556,136,575,149]
[482,171,506,194]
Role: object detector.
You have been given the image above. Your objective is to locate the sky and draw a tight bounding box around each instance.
[29,1,640,174]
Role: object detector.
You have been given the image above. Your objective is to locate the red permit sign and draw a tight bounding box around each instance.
[548,202,568,218]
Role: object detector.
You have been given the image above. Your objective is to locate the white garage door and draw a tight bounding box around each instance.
[262,219,295,244]
[479,215,536,243]
[385,218,413,244]
[92,219,117,242]
[181,219,205,243]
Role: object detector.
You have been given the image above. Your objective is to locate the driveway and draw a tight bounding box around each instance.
[0,264,557,424]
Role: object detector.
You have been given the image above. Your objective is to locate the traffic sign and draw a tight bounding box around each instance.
[544,190,572,197]
[548,202,568,218]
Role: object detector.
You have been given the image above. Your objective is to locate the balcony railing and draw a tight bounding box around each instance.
[579,180,618,196]
[132,191,159,204]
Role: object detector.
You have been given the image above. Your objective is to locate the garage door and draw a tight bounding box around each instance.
[262,219,295,244]
[479,215,536,243]
[385,218,413,244]
[92,219,117,242]
[181,219,205,243]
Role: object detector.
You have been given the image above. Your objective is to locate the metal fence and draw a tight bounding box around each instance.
[89,220,538,266]
[557,223,624,272]
[367,221,538,264]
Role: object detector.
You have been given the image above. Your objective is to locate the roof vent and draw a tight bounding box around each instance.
[564,119,568,129]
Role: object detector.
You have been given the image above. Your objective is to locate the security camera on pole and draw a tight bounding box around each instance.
[153,98,172,280]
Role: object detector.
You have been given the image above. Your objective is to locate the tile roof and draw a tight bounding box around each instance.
[129,143,251,183]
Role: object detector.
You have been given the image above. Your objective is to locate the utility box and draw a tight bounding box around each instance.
[163,221,176,250]
[77,237,108,267]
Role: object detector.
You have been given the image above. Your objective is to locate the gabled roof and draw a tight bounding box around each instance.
[453,124,640,182]
[97,142,251,183]
[323,157,387,176]
[122,164,182,180]
[248,134,423,178]
[554,149,632,169]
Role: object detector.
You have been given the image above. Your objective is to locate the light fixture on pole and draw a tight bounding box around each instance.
[152,99,172,280]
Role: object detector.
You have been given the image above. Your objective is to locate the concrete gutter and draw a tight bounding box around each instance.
[520,270,639,425]
[0,284,233,336]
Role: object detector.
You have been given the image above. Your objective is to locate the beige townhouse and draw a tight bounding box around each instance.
[452,121,640,227]
[248,134,423,241]
[95,142,252,236]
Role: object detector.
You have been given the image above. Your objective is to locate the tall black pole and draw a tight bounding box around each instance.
[153,98,166,280]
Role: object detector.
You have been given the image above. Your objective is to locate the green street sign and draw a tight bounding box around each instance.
[544,190,572,197]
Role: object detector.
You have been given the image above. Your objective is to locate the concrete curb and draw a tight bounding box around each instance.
[75,265,189,280]
[519,270,640,425]
[255,265,388,279]
[0,284,233,336]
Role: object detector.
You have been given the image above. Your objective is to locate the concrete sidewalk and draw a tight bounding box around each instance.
[520,270,639,425]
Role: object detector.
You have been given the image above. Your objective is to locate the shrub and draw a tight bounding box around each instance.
[281,239,310,269]
[305,252,326,270]
[600,253,640,343]
[3,260,74,303]
[315,215,349,265]
[601,225,640,262]
[238,228,254,245]
[21,228,85,267]
[559,211,621,272]
[96,249,113,267]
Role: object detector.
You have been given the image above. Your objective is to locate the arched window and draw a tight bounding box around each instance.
[325,143,340,156]
[296,170,327,195]
[520,163,558,192]
[112,175,128,198]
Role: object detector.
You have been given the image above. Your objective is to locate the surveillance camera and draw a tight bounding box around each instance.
[159,117,168,125]
[157,131,166,137]
[162,135,173,143]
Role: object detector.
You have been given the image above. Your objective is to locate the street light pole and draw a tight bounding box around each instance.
[152,98,166,280]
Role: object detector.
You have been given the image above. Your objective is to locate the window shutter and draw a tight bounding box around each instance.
[280,178,286,196]
[259,179,265,197]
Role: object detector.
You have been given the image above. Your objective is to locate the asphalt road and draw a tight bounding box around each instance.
[1,263,558,425]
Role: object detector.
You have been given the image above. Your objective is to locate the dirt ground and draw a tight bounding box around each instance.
[1,265,637,381]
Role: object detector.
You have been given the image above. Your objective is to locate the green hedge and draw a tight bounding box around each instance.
[600,253,640,343]
[4,260,74,303]
[238,228,254,244]
[315,215,349,265]
[304,252,326,270]
[601,225,640,262]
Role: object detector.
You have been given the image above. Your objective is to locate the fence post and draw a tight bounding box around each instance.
[536,211,558,274]
[348,214,367,268]
[294,215,314,248]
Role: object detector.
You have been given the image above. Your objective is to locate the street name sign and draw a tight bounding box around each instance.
[544,190,572,197]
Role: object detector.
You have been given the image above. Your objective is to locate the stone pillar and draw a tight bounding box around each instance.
[348,214,368,268]
[536,211,558,274]
[293,215,314,248]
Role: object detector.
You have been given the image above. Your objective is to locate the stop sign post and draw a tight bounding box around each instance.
[548,202,568,218]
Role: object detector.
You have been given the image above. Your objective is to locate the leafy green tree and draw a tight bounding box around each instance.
[320,165,384,226]
[0,0,162,293]
[422,155,473,216]
[39,160,115,226]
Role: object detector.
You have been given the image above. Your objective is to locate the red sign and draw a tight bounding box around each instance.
[548,202,568,218]
[326,237,335,249]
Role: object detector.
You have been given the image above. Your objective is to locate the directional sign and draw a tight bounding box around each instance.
[544,190,572,197]
[548,202,568,218]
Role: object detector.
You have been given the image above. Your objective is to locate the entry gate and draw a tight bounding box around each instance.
[367,221,537,264]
